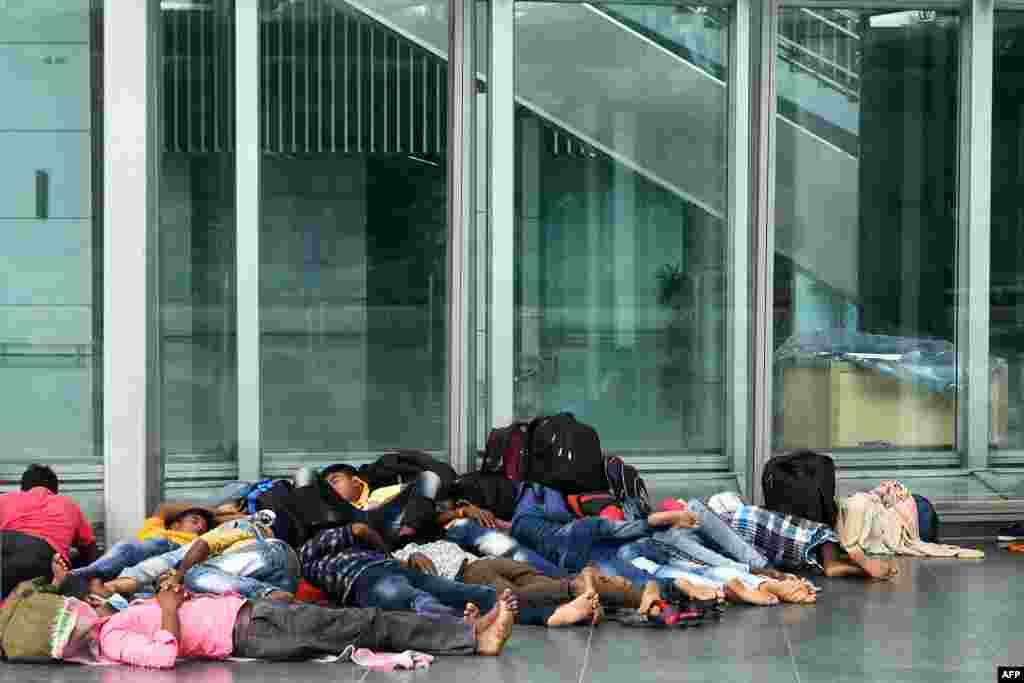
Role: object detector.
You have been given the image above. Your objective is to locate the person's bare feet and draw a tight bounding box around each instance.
[476,590,517,656]
[576,566,600,595]
[638,580,662,616]
[723,578,779,606]
[750,567,789,581]
[823,560,867,578]
[673,577,723,603]
[847,551,899,580]
[50,554,70,586]
[547,590,600,627]
[267,591,295,602]
[761,579,816,604]
[465,602,500,633]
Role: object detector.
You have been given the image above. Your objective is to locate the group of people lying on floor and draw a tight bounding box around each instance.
[0,459,971,669]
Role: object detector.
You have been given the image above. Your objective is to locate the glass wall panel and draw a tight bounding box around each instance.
[259,0,449,467]
[513,3,729,458]
[991,11,1024,468]
[773,9,962,465]
[159,1,238,497]
[0,2,104,524]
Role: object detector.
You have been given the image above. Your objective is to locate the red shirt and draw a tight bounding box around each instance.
[0,487,95,558]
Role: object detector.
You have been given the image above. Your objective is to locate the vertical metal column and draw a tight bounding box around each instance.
[448,0,477,473]
[959,0,994,470]
[104,0,161,545]
[237,0,262,482]
[489,0,515,430]
[728,0,753,495]
[750,0,778,504]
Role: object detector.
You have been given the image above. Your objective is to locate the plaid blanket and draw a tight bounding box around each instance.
[724,505,839,572]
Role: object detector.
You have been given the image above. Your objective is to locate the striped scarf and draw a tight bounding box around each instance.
[724,504,839,572]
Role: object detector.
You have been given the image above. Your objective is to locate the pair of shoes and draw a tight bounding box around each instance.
[997,523,1024,543]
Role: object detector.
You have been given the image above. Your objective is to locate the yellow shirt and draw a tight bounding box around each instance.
[348,477,404,510]
[136,517,201,547]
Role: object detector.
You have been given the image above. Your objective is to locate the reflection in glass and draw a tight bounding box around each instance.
[259,0,448,461]
[773,9,969,457]
[514,4,729,456]
[159,1,238,489]
[990,12,1024,456]
[0,1,104,522]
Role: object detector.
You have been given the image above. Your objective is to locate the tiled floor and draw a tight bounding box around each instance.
[2,544,1020,683]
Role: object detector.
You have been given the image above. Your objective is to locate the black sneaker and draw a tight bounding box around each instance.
[998,523,1024,543]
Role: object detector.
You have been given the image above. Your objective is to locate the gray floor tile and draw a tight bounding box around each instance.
[0,545,1020,683]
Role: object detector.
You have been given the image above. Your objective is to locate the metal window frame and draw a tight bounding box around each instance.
[448,0,479,473]
[104,0,162,545]
[959,0,994,471]
[728,0,754,494]
[488,0,516,433]
[237,0,262,482]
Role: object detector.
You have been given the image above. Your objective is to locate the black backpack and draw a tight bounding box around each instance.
[452,471,522,521]
[762,450,838,526]
[525,413,607,495]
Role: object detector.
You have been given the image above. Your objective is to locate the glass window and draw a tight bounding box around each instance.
[259,0,449,467]
[990,11,1024,467]
[513,3,730,458]
[0,2,104,522]
[773,8,962,465]
[159,1,238,495]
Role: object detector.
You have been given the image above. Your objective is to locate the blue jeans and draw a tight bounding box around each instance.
[513,484,574,523]
[650,499,769,571]
[73,538,177,581]
[616,538,765,591]
[511,507,653,573]
[185,538,300,599]
[350,562,551,626]
[444,519,568,578]
[118,517,274,592]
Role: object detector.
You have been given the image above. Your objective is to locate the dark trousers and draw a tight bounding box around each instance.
[461,557,574,604]
[0,531,55,598]
[232,600,477,661]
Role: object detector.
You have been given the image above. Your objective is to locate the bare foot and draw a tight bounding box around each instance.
[723,578,778,606]
[761,579,816,605]
[546,590,599,627]
[50,554,70,586]
[673,577,723,603]
[823,560,868,578]
[576,566,600,595]
[466,601,500,633]
[638,581,662,616]
[750,567,789,581]
[267,591,294,602]
[477,590,517,656]
[847,552,899,581]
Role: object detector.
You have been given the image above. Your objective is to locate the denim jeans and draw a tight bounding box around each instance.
[616,538,765,591]
[73,538,177,581]
[350,562,551,626]
[511,507,653,573]
[185,538,300,599]
[512,484,574,523]
[650,499,769,571]
[118,517,274,592]
[444,519,568,578]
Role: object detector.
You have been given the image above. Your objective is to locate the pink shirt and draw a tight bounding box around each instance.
[97,595,245,669]
[0,487,95,558]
